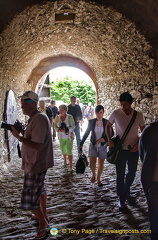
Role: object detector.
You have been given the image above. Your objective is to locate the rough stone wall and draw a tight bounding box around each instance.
[0,0,157,164]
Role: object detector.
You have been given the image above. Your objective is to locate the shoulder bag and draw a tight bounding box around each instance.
[107,110,137,164]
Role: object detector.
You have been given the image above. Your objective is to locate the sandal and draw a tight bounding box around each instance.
[98,182,103,187]
[91,177,96,183]
[35,225,50,239]
[31,214,38,220]
[31,214,49,222]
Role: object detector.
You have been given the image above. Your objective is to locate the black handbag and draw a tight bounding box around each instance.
[107,110,137,164]
[76,150,89,174]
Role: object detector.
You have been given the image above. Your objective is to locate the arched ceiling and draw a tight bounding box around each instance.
[0,0,158,57]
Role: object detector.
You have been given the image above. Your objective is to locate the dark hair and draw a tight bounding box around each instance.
[95,105,104,113]
[70,96,76,100]
[51,100,55,104]
[119,92,133,103]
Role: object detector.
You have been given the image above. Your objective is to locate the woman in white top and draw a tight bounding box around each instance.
[54,104,75,171]
[80,105,113,186]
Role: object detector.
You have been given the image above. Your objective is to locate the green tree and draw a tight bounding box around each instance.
[50,76,96,105]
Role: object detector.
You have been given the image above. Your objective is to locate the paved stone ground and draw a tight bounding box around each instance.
[0,127,151,240]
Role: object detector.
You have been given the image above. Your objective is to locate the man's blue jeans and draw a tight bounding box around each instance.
[116,149,139,205]
[146,182,158,240]
[74,123,81,151]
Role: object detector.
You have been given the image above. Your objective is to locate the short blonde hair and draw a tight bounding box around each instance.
[59,104,68,112]
[39,100,45,107]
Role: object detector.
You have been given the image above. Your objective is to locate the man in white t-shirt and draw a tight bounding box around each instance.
[11,91,54,239]
[106,92,145,210]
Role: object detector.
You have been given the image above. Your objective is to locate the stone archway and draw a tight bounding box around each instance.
[28,55,98,101]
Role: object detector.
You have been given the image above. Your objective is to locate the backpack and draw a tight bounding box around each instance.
[76,153,88,174]
[46,106,54,120]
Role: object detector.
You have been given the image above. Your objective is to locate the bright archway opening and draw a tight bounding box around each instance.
[38,66,96,108]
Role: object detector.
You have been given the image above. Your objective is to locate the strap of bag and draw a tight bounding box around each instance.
[121,110,137,143]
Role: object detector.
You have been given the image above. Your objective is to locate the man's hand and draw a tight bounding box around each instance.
[11,126,42,151]
[106,120,114,148]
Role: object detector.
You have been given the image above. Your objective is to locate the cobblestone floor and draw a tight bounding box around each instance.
[0,128,151,240]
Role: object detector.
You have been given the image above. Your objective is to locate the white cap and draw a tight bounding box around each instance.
[19,91,39,102]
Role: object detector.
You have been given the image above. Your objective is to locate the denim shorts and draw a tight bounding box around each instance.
[21,171,46,210]
[88,143,107,159]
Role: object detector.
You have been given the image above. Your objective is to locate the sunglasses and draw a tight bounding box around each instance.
[24,99,34,102]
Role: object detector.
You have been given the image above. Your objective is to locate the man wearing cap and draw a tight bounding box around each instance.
[11,91,54,239]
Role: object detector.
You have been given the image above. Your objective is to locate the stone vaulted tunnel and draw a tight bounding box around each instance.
[0,0,158,162]
[0,0,158,239]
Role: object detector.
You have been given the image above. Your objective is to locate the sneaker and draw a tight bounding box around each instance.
[126,195,135,205]
[118,201,125,208]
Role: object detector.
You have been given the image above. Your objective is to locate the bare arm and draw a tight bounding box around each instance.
[11,126,42,151]
[105,121,114,148]
[140,125,145,133]
[130,125,145,152]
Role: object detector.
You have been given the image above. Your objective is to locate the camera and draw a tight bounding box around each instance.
[1,120,23,133]
[59,122,69,135]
